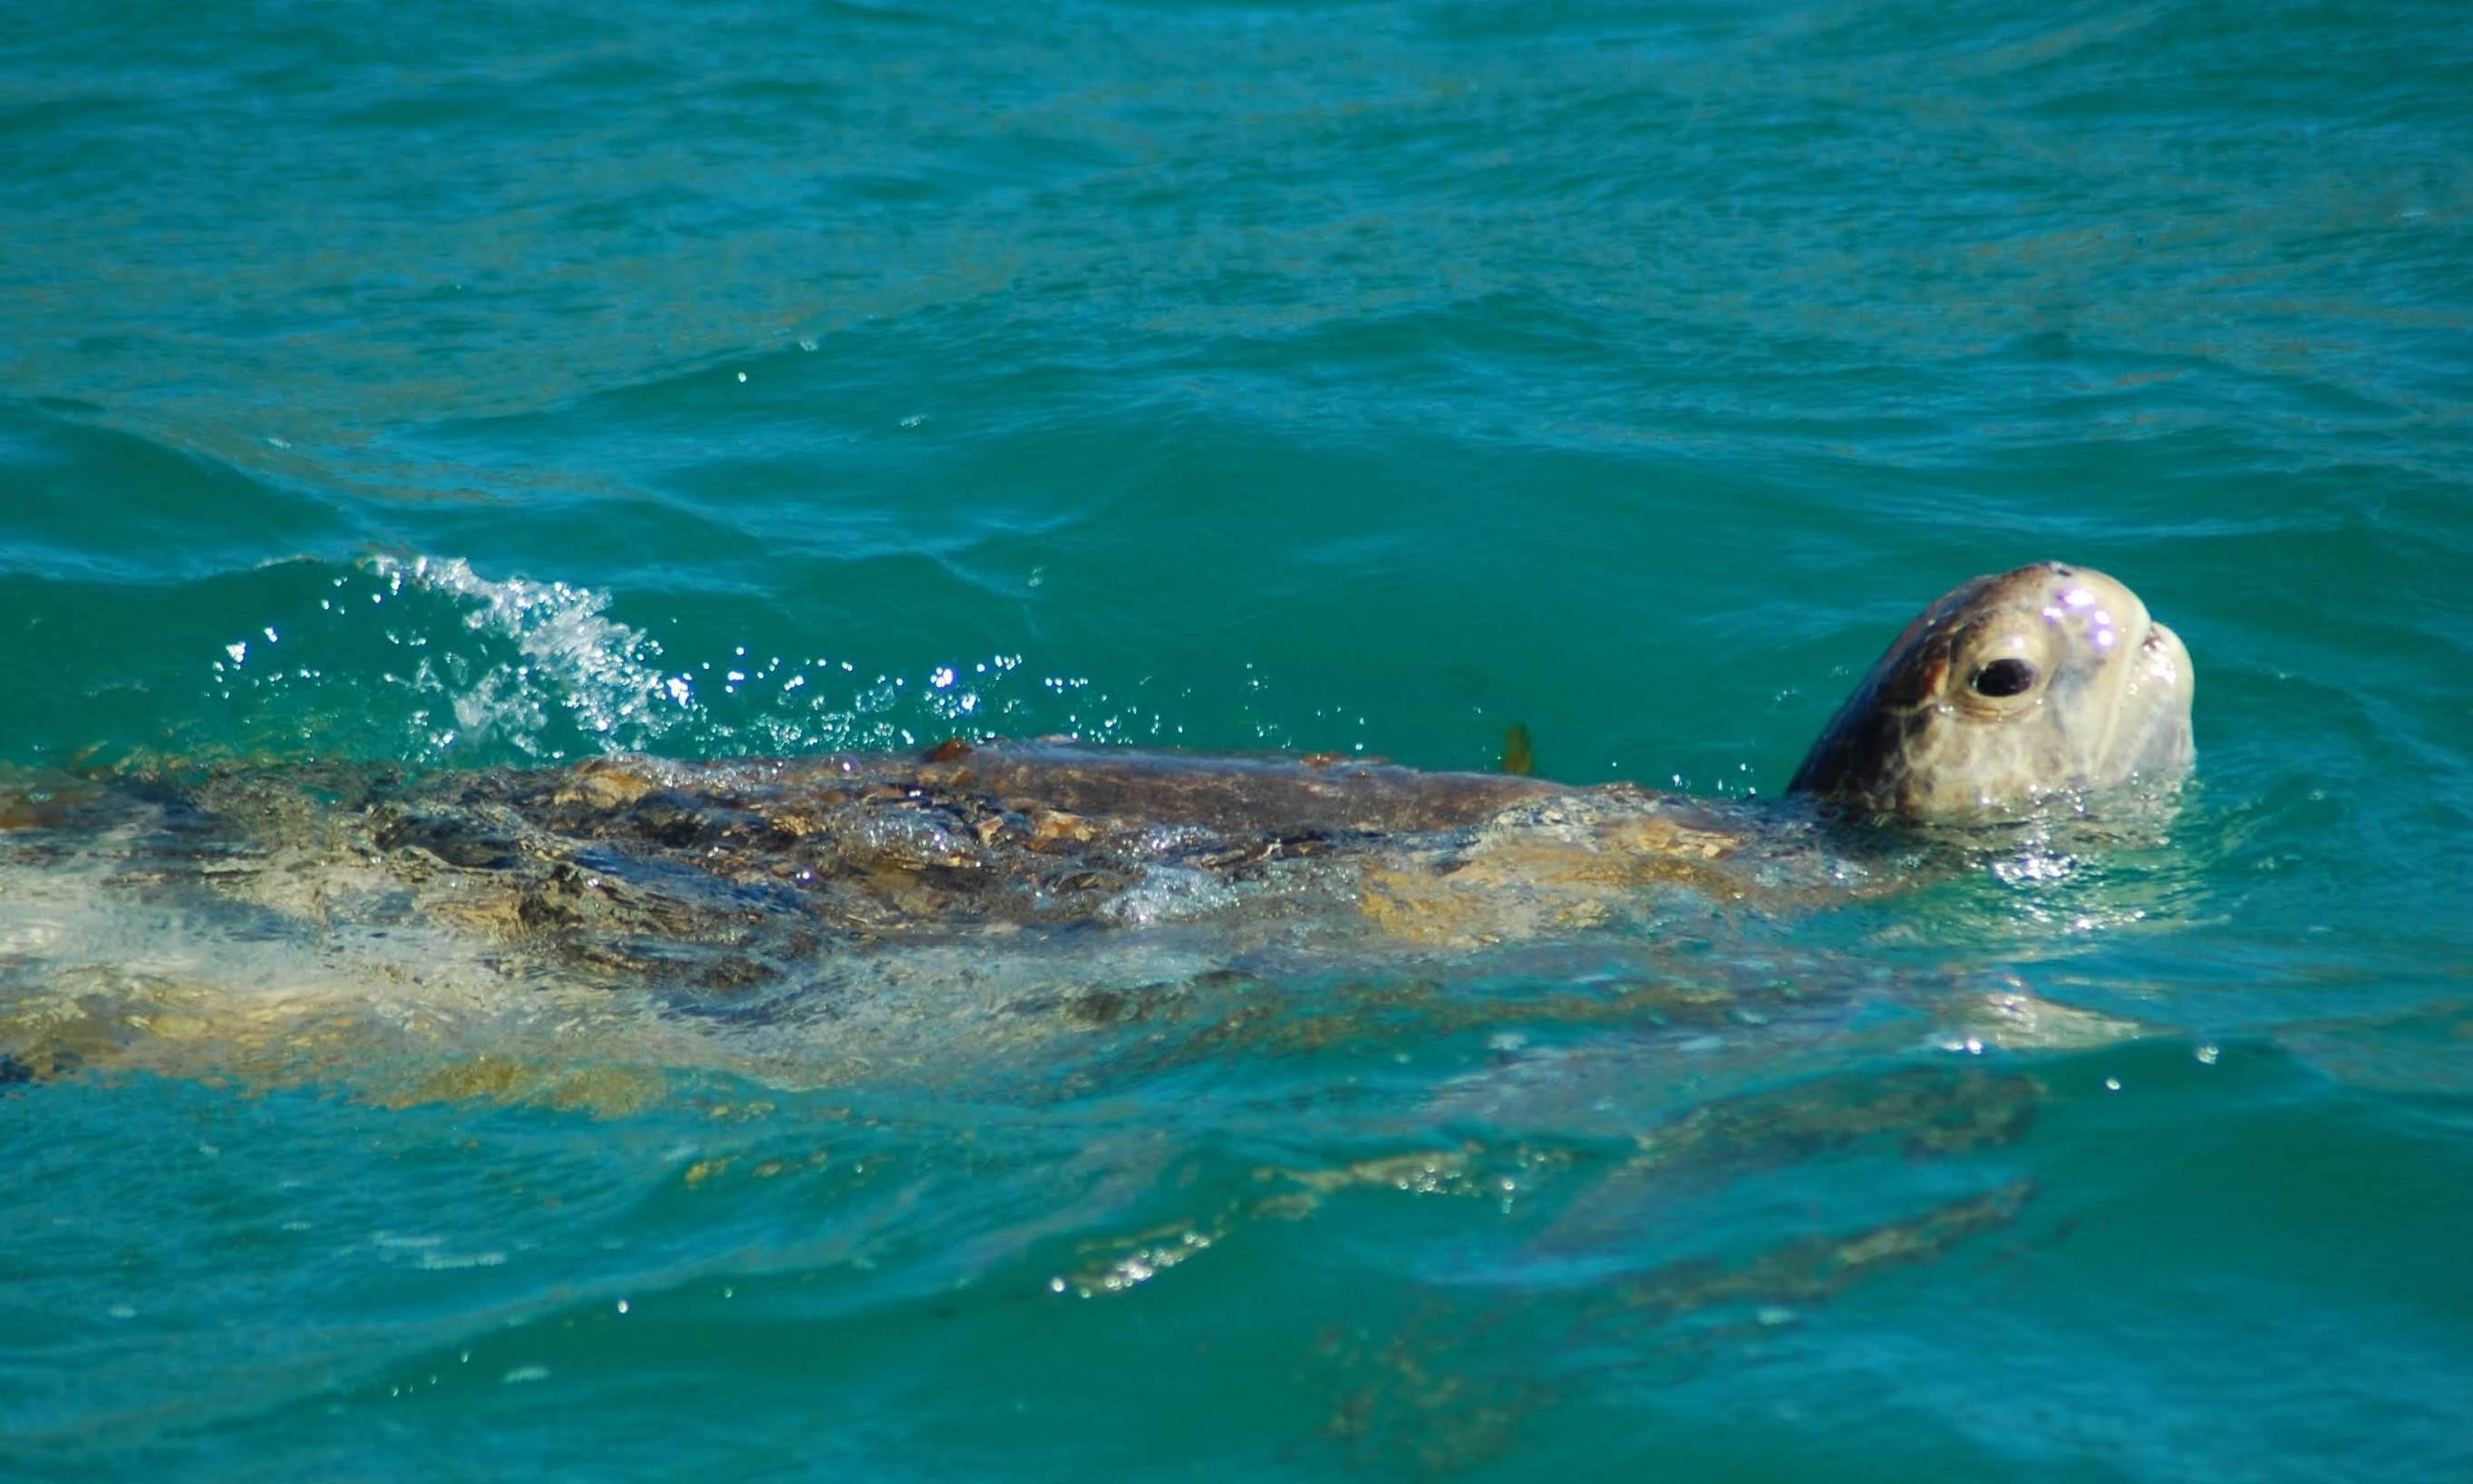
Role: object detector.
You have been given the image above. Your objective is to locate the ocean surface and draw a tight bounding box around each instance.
[4,1,2469,1478]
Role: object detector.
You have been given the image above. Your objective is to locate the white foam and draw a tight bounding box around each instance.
[364,554,691,756]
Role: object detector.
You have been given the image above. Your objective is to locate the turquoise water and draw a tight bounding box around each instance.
[5,0,2471,1477]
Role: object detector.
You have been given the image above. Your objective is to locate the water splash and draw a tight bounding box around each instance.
[191,554,1228,768]
[364,554,692,757]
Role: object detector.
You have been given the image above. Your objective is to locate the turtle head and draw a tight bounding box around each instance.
[1786,563,2194,820]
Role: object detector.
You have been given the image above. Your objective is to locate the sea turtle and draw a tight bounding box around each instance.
[0,561,2190,1084]
[0,562,2201,1417]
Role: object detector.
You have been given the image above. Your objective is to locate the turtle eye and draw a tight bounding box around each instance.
[1972,657,2039,698]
